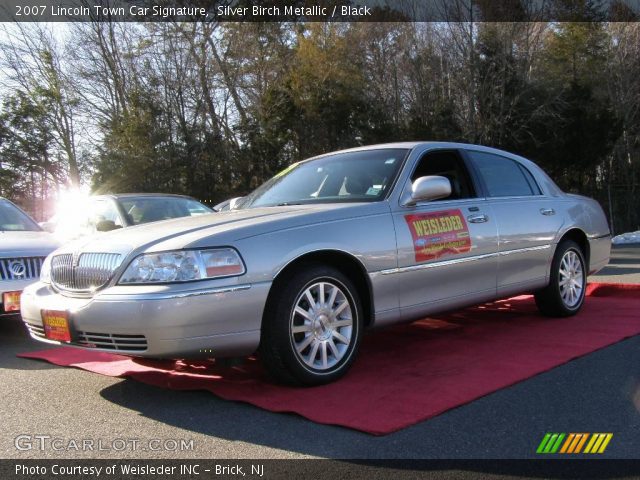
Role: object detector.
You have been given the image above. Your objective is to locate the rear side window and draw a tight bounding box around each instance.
[467,151,539,197]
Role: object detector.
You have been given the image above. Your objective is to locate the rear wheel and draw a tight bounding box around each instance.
[260,263,363,386]
[535,240,586,317]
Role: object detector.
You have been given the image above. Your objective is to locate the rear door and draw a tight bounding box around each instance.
[464,149,563,296]
[390,149,499,319]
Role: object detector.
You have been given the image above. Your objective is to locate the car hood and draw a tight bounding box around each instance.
[54,203,388,258]
[0,230,60,257]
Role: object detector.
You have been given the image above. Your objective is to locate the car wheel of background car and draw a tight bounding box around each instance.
[260,263,363,386]
[534,240,586,317]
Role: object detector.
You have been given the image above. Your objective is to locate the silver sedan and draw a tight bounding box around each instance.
[1,198,59,316]
[21,143,611,385]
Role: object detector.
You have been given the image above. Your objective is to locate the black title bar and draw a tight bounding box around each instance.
[1,0,640,22]
[3,459,640,480]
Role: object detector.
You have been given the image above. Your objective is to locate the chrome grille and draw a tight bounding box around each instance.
[51,253,122,292]
[76,331,147,352]
[0,257,45,280]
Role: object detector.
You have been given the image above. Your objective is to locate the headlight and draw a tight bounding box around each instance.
[40,255,53,284]
[119,248,245,285]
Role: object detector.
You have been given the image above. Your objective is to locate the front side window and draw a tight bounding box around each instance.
[183,199,211,215]
[238,149,408,209]
[90,200,123,228]
[0,200,40,232]
[467,151,537,197]
[119,197,212,225]
[411,150,476,200]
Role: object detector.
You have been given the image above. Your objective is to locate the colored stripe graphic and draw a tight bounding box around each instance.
[536,433,552,454]
[559,433,575,453]
[597,434,614,453]
[550,433,565,453]
[574,434,588,453]
[544,433,559,453]
[584,433,614,454]
[537,433,613,454]
[567,433,583,453]
[584,434,599,453]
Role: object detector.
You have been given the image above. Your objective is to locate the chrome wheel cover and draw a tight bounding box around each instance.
[290,280,354,371]
[559,250,584,308]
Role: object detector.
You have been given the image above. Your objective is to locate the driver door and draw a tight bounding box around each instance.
[391,149,499,319]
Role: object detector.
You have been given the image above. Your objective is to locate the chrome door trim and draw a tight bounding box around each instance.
[588,233,611,240]
[98,284,252,302]
[379,244,551,275]
[498,244,551,256]
[379,252,498,275]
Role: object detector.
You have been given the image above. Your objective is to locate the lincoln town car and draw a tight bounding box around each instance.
[21,143,611,385]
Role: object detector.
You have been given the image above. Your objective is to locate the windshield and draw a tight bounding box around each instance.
[238,149,408,209]
[0,200,41,232]
[118,196,212,226]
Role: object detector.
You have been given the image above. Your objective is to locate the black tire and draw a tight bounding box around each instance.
[534,240,587,317]
[260,263,363,386]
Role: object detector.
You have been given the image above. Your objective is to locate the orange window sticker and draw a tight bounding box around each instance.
[405,209,472,262]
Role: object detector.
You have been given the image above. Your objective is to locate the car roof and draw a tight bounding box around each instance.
[318,141,528,160]
[95,193,197,200]
[301,141,561,192]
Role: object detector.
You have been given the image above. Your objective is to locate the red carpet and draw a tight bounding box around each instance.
[18,283,640,435]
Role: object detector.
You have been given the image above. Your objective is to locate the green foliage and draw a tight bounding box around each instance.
[544,22,608,86]
[275,24,373,157]
[523,82,620,186]
[0,91,61,215]
[93,89,172,193]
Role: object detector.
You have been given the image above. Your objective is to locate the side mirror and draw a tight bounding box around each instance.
[228,197,243,210]
[95,220,122,232]
[39,221,56,233]
[214,197,243,212]
[406,176,451,206]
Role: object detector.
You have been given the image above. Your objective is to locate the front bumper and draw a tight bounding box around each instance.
[20,280,271,358]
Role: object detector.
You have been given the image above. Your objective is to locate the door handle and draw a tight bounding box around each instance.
[540,208,556,216]
[467,214,489,223]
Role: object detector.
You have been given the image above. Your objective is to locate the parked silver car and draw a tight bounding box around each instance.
[21,143,611,385]
[0,198,59,316]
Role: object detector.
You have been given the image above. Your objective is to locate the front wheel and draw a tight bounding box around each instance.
[260,264,363,386]
[535,240,586,317]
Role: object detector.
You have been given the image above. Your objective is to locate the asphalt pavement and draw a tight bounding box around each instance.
[1,245,639,461]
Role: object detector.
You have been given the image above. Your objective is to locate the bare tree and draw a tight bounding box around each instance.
[0,23,82,186]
